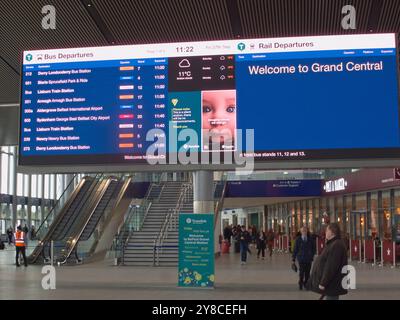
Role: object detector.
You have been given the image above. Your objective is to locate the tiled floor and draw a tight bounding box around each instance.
[1,243,399,300]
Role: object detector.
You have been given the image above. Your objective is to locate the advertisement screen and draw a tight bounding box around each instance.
[19,33,400,167]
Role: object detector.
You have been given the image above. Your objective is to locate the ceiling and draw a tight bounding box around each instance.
[1,0,400,105]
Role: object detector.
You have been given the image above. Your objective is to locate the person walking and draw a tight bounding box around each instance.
[266,229,275,258]
[7,226,13,245]
[256,230,267,259]
[292,226,316,290]
[14,225,28,267]
[31,225,36,240]
[307,223,348,300]
[237,225,251,265]
[223,225,233,245]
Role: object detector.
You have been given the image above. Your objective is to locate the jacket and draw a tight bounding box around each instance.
[14,231,26,247]
[237,230,251,245]
[292,235,316,263]
[307,236,348,296]
[256,233,267,249]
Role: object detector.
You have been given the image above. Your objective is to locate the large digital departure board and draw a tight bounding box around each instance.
[19,33,400,168]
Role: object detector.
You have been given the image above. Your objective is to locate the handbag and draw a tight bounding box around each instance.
[291,262,298,273]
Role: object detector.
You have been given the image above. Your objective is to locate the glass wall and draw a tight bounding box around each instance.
[382,190,391,240]
[265,187,400,242]
[0,146,83,232]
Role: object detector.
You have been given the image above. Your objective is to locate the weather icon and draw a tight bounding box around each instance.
[179,59,191,68]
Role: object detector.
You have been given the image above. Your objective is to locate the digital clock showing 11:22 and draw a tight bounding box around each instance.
[176,46,194,53]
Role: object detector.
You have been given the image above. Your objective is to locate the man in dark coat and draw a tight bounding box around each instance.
[318,223,348,300]
[292,226,316,290]
[223,225,233,245]
[307,223,348,300]
[237,225,251,265]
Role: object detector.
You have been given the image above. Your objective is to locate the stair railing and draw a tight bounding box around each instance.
[154,183,191,265]
[120,199,152,265]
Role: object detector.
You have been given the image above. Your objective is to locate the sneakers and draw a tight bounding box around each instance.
[241,261,246,265]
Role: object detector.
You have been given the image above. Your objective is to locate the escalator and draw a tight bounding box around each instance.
[55,176,132,264]
[28,174,104,264]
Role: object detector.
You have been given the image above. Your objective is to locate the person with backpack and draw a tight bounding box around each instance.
[306,222,348,300]
[292,226,316,290]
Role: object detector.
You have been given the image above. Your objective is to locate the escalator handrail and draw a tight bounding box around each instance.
[53,173,105,241]
[57,177,113,264]
[84,176,133,257]
[34,173,79,237]
[42,174,105,260]
[80,176,125,240]
[66,175,126,260]
[28,176,91,263]
[45,175,106,262]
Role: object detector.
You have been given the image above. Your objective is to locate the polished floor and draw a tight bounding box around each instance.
[0,243,399,300]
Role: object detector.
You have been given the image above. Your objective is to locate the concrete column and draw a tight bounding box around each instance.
[27,174,32,230]
[40,174,45,224]
[11,151,17,229]
[192,171,214,214]
[192,171,218,254]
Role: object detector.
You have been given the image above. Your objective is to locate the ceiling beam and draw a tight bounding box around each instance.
[366,0,384,32]
[226,0,243,39]
[81,0,117,45]
[0,55,20,76]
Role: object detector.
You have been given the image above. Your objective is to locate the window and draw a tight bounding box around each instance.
[44,174,50,199]
[1,150,8,194]
[23,174,29,197]
[50,174,55,199]
[382,191,391,240]
[37,175,43,198]
[16,173,23,196]
[31,175,37,198]
[9,147,16,194]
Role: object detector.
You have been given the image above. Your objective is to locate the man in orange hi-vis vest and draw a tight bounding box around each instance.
[15,225,28,267]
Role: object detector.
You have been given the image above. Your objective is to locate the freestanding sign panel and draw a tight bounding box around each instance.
[178,213,214,288]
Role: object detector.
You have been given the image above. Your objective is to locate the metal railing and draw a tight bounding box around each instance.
[153,183,192,266]
[33,174,80,242]
[47,175,107,263]
[119,199,153,265]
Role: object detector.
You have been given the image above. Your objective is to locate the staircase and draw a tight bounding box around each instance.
[123,181,187,266]
[155,187,193,267]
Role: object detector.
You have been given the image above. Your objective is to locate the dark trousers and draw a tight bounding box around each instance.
[268,243,273,256]
[8,235,12,245]
[240,243,248,262]
[16,246,28,266]
[257,247,265,258]
[298,262,312,286]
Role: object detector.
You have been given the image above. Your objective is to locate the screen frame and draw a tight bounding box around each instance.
[18,33,400,173]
